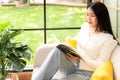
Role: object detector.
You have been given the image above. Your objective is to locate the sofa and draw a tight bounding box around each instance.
[32,44,120,80]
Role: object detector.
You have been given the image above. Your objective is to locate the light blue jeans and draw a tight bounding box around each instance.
[32,47,93,80]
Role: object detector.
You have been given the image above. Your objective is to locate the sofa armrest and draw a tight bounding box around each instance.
[32,44,56,75]
[111,45,120,80]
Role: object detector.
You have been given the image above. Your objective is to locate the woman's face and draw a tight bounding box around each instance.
[87,7,98,29]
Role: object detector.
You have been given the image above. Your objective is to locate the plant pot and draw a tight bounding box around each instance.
[6,79,12,80]
[6,73,19,80]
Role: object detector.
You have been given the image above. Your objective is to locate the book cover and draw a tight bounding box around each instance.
[56,44,81,59]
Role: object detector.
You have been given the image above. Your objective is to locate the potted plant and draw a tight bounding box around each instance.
[0,22,32,80]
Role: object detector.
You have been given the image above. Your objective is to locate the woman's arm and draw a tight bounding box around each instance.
[77,38,117,69]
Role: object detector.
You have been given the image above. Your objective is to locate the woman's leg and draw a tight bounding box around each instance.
[32,47,77,80]
[61,70,93,80]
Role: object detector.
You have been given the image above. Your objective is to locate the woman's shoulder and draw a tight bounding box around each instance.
[94,32,117,48]
[80,22,89,32]
[99,32,117,44]
[100,32,114,39]
[81,22,89,29]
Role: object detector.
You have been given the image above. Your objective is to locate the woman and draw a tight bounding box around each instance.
[32,2,118,80]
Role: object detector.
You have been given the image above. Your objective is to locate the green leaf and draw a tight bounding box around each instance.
[8,56,26,71]
[0,22,11,33]
[0,22,32,79]
[1,30,23,44]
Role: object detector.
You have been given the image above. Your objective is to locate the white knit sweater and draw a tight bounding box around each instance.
[75,22,117,71]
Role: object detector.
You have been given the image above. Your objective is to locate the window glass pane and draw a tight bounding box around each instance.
[118,1,120,40]
[46,29,80,43]
[0,6,44,29]
[107,8,116,33]
[119,0,120,7]
[46,6,86,28]
[14,31,44,64]
[104,0,116,6]
[118,11,120,39]
[118,0,120,40]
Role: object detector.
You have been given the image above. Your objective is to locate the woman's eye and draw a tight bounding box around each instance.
[91,15,95,17]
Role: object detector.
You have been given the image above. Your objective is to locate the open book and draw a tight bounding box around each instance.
[56,44,83,60]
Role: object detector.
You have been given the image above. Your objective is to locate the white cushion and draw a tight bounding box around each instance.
[111,45,120,80]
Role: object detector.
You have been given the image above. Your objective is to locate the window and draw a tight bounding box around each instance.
[0,0,87,64]
[104,0,120,42]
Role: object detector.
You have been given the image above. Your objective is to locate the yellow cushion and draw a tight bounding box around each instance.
[118,78,120,80]
[66,37,77,48]
[90,61,113,80]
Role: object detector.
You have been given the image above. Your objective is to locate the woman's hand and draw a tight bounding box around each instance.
[65,53,80,62]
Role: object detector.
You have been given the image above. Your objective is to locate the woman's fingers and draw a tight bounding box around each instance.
[65,53,80,62]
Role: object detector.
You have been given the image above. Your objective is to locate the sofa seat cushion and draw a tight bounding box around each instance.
[53,74,87,80]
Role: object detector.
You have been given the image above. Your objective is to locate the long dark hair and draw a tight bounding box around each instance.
[87,2,117,41]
